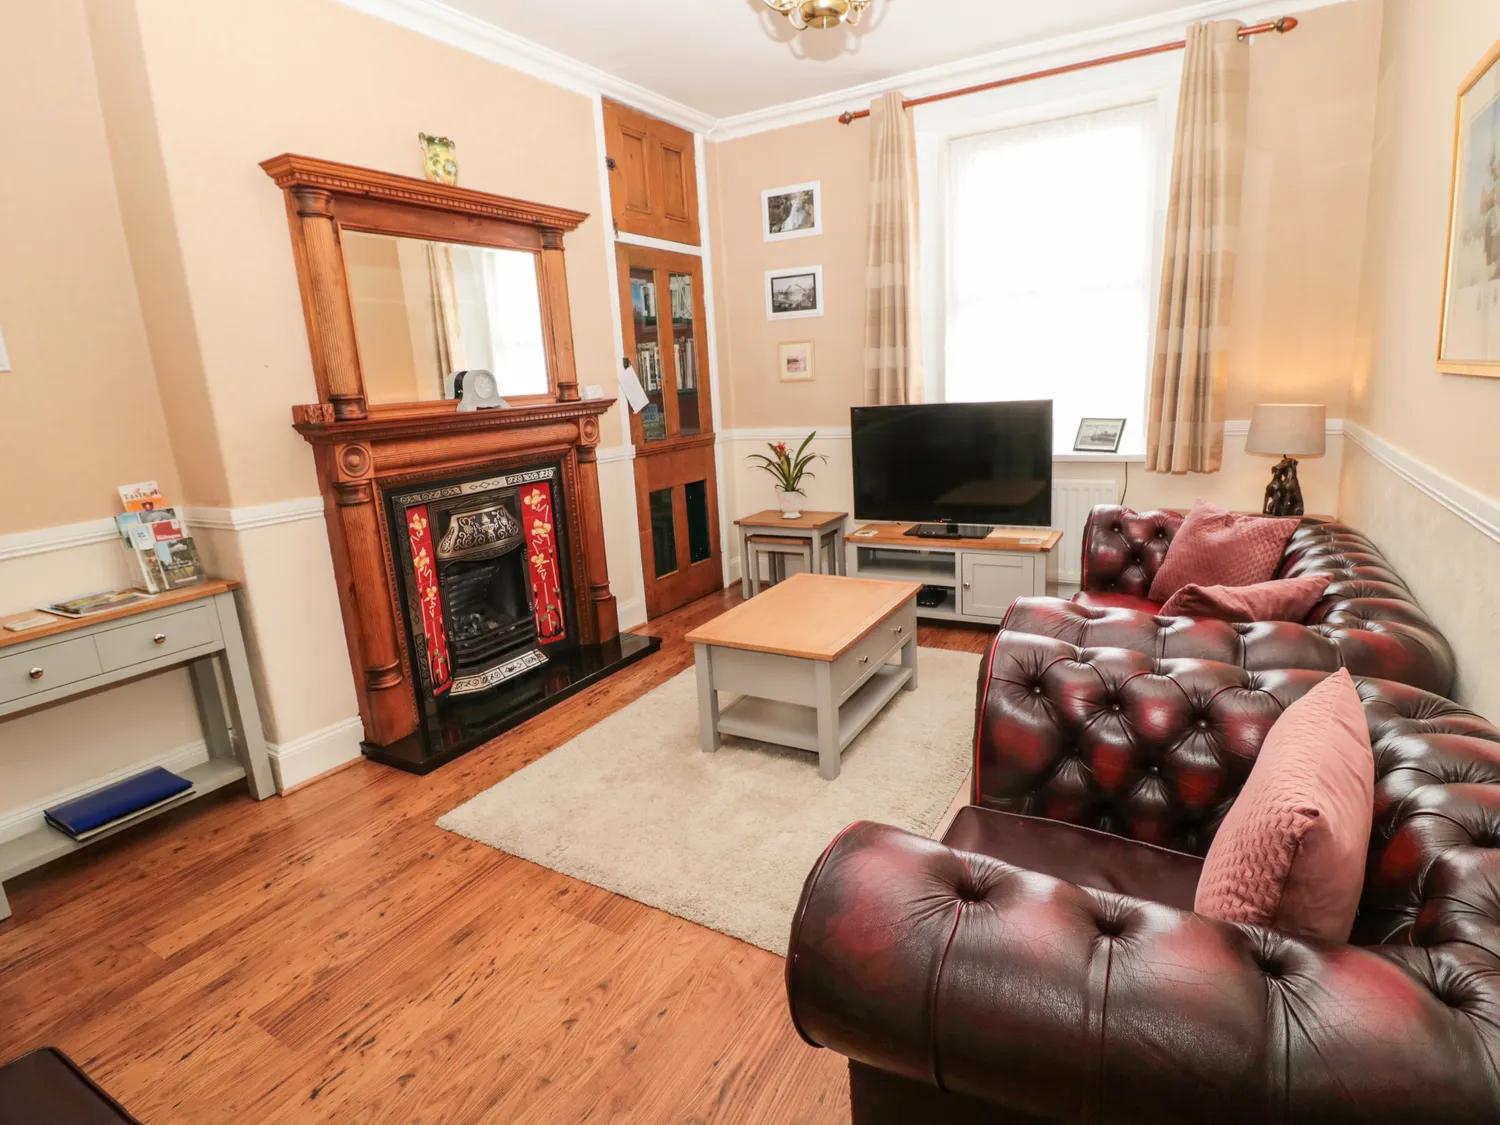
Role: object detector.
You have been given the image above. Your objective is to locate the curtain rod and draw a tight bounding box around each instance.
[837,16,1298,124]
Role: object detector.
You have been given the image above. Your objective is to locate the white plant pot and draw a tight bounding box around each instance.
[777,489,804,519]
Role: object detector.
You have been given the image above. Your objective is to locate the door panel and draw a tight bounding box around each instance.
[618,125,652,215]
[616,241,720,618]
[960,554,1038,619]
[603,98,701,246]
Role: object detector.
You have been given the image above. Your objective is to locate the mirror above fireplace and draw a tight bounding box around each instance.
[261,152,589,419]
[342,231,550,406]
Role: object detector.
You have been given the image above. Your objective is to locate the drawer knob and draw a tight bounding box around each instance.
[153,633,167,645]
[893,625,904,635]
[963,582,972,590]
[859,655,870,664]
[28,667,43,680]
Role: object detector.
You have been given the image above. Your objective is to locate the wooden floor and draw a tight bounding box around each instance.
[0,587,991,1124]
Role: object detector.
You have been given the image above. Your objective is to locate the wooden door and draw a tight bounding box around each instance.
[603,99,700,246]
[616,243,721,617]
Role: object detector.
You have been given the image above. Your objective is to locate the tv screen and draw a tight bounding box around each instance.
[851,401,1053,527]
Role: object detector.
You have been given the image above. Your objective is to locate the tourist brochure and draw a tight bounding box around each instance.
[42,589,157,619]
[113,483,206,593]
[117,480,167,512]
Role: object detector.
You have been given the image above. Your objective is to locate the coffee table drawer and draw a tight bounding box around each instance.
[832,601,915,701]
[95,605,216,672]
[0,637,103,706]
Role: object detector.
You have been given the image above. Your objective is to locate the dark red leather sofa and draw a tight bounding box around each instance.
[1001,505,1456,698]
[786,633,1500,1124]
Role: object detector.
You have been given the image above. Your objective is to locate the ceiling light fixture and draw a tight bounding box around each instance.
[761,0,873,31]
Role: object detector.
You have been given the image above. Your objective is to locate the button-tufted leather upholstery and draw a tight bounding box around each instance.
[786,633,1500,1124]
[1005,505,1457,697]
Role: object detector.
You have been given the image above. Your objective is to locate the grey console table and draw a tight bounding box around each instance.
[0,580,273,920]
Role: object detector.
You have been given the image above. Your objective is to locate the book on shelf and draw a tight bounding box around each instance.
[43,767,195,841]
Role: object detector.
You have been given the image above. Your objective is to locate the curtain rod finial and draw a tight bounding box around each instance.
[1274,16,1298,33]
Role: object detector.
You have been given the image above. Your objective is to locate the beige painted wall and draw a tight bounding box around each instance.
[110,0,626,509]
[0,0,182,532]
[1347,0,1500,496]
[710,1,1379,565]
[707,117,871,429]
[1227,0,1383,417]
[709,2,1381,437]
[0,0,648,832]
[1338,0,1500,722]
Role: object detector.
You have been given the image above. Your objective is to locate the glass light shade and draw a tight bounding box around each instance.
[1245,403,1326,457]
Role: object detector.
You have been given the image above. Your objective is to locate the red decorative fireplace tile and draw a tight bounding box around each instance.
[521,482,567,643]
[405,505,452,695]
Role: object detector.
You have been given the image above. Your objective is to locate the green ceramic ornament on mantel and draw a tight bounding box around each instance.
[418,133,458,185]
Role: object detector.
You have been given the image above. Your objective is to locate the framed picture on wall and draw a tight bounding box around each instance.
[778,342,815,382]
[765,266,824,320]
[762,181,822,241]
[1437,36,1500,378]
[1073,417,1126,453]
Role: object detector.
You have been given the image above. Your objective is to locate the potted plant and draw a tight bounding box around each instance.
[749,433,826,519]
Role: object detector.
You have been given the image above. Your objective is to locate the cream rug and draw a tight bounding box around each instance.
[438,647,980,955]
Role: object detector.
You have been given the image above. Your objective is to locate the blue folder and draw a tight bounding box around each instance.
[44,767,193,839]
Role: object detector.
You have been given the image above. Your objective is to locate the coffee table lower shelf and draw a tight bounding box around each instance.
[715,664,912,757]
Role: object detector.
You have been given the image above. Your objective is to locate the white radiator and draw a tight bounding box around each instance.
[1051,480,1119,585]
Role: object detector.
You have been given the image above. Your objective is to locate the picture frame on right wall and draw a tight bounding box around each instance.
[762,181,822,242]
[765,266,824,321]
[1437,35,1500,379]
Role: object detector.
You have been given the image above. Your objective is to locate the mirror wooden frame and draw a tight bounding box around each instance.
[261,153,589,419]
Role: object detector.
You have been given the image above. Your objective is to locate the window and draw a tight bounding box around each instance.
[944,102,1158,453]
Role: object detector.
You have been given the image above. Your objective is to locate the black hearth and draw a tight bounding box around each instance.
[378,463,659,773]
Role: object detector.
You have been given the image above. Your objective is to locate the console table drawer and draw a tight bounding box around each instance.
[0,638,103,705]
[95,605,216,672]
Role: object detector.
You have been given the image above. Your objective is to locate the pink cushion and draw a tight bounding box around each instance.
[1160,574,1333,623]
[1194,669,1374,942]
[1147,500,1299,603]
[1071,591,1165,615]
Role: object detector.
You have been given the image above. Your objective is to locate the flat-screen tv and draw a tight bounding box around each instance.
[851,401,1053,528]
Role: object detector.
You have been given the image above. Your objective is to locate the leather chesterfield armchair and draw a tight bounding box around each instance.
[1001,505,1456,698]
[786,632,1500,1124]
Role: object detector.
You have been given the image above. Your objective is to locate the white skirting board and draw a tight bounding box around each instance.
[267,717,366,792]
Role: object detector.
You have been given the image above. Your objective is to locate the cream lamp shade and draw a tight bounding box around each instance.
[1245,404,1326,458]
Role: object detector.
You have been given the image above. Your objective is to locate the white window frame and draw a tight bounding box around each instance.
[915,52,1182,457]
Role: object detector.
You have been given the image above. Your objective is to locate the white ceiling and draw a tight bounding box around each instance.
[440,0,1220,119]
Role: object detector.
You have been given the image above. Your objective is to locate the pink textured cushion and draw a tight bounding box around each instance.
[1160,574,1333,623]
[1147,500,1299,602]
[1194,669,1374,942]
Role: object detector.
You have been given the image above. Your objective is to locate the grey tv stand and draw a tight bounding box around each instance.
[847,523,1063,626]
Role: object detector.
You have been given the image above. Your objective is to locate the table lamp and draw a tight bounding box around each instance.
[1245,403,1325,517]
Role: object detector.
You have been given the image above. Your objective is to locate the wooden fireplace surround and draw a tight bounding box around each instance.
[264,154,620,747]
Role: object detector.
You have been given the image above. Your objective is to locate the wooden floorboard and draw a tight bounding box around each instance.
[0,586,993,1124]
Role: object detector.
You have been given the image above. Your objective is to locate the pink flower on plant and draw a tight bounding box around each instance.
[774,441,790,459]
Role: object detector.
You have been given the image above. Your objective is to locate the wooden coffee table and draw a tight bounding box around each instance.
[685,574,920,779]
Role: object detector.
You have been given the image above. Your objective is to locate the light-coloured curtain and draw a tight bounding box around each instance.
[864,91,923,405]
[426,242,465,389]
[1146,20,1250,474]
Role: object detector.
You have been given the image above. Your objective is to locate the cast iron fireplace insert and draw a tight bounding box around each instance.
[377,462,658,773]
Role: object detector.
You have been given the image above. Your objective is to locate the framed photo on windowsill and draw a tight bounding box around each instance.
[1074,418,1126,453]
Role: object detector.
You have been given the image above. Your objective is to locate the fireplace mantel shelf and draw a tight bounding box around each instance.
[292,397,617,444]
